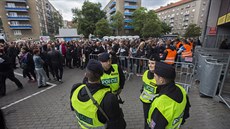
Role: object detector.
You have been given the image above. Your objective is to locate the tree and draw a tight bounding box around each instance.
[111,11,124,35]
[52,12,63,35]
[184,24,201,38]
[95,18,112,38]
[141,10,162,37]
[72,1,106,37]
[131,7,147,35]
[161,22,172,35]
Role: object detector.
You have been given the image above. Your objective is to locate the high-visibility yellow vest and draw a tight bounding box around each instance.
[165,48,177,65]
[140,70,157,103]
[147,84,187,129]
[101,64,120,93]
[71,84,110,129]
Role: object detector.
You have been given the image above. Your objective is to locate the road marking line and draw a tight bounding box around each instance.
[1,72,57,110]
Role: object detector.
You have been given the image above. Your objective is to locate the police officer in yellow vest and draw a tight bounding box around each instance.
[98,52,125,95]
[140,55,160,129]
[70,59,126,129]
[147,62,190,129]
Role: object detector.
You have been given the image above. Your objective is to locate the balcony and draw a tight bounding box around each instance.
[183,17,189,21]
[124,19,133,23]
[109,7,116,14]
[109,1,116,8]
[6,0,26,3]
[170,20,174,23]
[124,25,134,29]
[9,24,32,29]
[8,15,30,20]
[125,0,137,3]
[5,6,29,12]
[184,13,189,16]
[124,12,133,16]
[124,5,138,10]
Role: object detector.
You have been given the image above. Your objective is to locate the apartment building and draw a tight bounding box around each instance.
[155,0,209,35]
[0,0,63,41]
[103,0,141,35]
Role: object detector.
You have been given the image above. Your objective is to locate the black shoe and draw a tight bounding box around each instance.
[17,86,24,90]
[43,84,51,87]
[38,85,43,88]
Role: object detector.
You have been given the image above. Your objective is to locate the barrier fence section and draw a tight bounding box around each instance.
[218,56,230,108]
[194,47,230,108]
[89,54,194,93]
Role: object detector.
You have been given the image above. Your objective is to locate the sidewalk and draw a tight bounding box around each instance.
[1,69,230,129]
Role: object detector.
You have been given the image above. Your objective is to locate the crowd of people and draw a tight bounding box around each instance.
[0,37,198,96]
[0,37,195,129]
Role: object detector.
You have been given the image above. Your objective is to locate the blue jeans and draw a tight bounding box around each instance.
[35,68,47,86]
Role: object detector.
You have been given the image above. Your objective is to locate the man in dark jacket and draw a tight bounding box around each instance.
[70,59,126,129]
[47,43,63,82]
[0,47,23,96]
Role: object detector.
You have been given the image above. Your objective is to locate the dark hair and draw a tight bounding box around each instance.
[85,69,101,82]
[0,47,4,54]
[33,49,40,54]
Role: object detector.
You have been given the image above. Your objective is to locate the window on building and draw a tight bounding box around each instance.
[7,3,16,7]
[9,12,17,16]
[11,21,19,25]
[13,30,22,35]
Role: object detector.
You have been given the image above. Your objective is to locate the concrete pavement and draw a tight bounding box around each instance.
[0,68,230,129]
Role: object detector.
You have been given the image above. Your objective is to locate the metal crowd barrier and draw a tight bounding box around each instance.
[199,58,223,97]
[174,62,195,93]
[89,54,194,93]
[218,56,230,108]
[193,47,230,108]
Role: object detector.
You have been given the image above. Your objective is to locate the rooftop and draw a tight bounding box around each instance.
[155,0,193,12]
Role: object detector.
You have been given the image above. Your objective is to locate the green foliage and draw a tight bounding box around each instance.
[52,12,63,35]
[141,10,162,37]
[72,1,106,37]
[95,18,112,38]
[111,11,124,35]
[131,7,147,35]
[132,8,165,37]
[161,22,172,35]
[184,24,201,38]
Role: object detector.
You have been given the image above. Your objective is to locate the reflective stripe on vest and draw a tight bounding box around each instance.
[165,49,177,65]
[140,70,157,103]
[71,84,110,129]
[147,84,187,129]
[101,64,120,93]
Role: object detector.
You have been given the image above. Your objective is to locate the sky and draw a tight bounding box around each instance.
[49,0,180,21]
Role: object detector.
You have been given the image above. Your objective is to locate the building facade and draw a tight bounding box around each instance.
[155,0,209,35]
[103,0,141,35]
[0,0,63,41]
[202,0,230,48]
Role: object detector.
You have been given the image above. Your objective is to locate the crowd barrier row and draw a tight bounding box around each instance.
[89,54,195,93]
[194,47,230,109]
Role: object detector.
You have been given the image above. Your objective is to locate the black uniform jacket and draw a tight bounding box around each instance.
[70,82,126,129]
